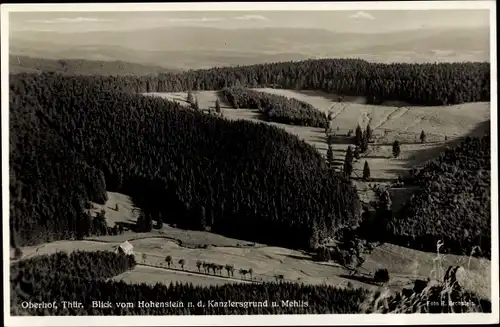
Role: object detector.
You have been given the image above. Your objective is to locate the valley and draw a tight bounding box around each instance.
[145,89,490,203]
[9,57,493,315]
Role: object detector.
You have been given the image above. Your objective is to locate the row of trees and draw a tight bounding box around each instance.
[147,254,262,282]
[388,135,491,257]
[19,59,489,106]
[326,144,372,181]
[219,87,327,127]
[9,73,361,250]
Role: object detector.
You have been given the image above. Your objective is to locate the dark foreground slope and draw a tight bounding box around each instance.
[11,251,490,315]
[9,73,361,249]
[387,135,491,257]
[11,252,367,315]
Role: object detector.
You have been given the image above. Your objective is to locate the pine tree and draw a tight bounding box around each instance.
[378,188,392,212]
[193,97,200,110]
[187,90,194,104]
[143,214,153,232]
[13,247,23,260]
[199,206,207,230]
[178,259,185,270]
[392,140,401,158]
[225,264,232,277]
[309,221,320,249]
[420,130,426,143]
[343,146,354,178]
[366,125,373,142]
[363,161,371,181]
[360,131,369,153]
[354,146,361,160]
[215,99,221,113]
[326,145,335,169]
[165,255,172,268]
[355,124,363,146]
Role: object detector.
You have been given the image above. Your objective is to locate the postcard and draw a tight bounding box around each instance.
[2,1,498,326]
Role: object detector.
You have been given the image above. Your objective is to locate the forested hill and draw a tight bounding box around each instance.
[388,135,491,258]
[10,59,488,106]
[9,55,179,76]
[9,73,361,248]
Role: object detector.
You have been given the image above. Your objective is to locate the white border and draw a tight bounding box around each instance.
[1,1,498,326]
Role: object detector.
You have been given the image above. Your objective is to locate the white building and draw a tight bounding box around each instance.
[115,240,134,255]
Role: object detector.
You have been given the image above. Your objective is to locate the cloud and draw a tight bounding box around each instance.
[349,11,375,20]
[234,15,268,21]
[28,17,114,24]
[165,15,268,23]
[12,27,58,32]
[166,17,224,23]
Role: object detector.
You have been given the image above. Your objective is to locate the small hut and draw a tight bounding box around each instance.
[115,240,134,255]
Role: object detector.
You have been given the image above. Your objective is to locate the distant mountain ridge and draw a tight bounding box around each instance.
[9,55,179,75]
[10,26,490,69]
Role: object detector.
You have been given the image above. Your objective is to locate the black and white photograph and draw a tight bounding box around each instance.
[2,1,498,326]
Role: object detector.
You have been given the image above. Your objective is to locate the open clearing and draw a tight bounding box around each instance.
[143,90,490,202]
[16,226,491,300]
[16,189,492,301]
[146,89,489,141]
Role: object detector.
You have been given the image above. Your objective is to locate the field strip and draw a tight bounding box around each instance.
[328,104,348,120]
[374,107,410,130]
[398,115,427,136]
[372,107,400,130]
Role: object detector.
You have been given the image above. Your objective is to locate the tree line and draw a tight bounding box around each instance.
[11,58,489,106]
[219,87,327,128]
[9,73,361,250]
[10,251,136,309]
[10,250,136,291]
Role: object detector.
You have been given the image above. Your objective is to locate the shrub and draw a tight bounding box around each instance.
[373,269,390,284]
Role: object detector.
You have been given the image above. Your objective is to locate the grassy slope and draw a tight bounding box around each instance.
[144,90,490,201]
[15,189,491,301]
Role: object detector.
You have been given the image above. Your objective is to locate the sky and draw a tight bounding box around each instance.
[9,10,490,34]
